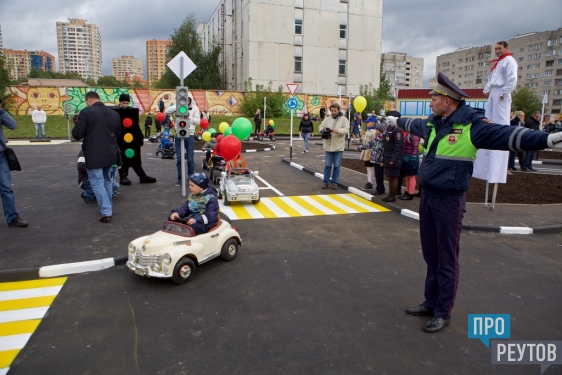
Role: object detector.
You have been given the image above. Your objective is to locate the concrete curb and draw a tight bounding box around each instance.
[281,158,562,236]
[0,256,128,282]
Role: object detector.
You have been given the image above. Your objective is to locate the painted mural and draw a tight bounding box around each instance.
[5,86,383,118]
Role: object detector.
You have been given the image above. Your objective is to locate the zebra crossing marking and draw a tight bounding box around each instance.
[0,277,67,374]
[219,193,389,220]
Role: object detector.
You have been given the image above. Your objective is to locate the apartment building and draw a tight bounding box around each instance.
[146,39,172,86]
[436,27,562,114]
[382,52,424,96]
[3,49,55,80]
[56,18,102,80]
[112,55,144,81]
[199,0,383,95]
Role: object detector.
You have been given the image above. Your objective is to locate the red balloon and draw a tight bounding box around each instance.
[200,118,209,129]
[217,134,224,143]
[220,135,242,161]
[123,118,133,128]
[156,112,165,122]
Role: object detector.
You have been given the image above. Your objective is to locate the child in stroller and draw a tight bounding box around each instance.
[156,130,176,159]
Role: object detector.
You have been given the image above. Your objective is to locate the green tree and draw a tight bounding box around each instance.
[156,14,221,89]
[511,87,542,118]
[358,65,395,115]
[0,53,11,100]
[97,75,121,87]
[84,78,97,87]
[239,78,288,117]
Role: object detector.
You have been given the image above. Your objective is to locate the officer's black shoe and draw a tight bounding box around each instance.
[423,317,450,333]
[381,196,396,202]
[140,176,157,183]
[373,190,385,195]
[405,304,434,316]
[399,193,413,200]
[361,183,373,191]
[120,177,132,185]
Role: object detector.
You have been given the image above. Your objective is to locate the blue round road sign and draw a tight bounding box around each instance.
[287,98,298,110]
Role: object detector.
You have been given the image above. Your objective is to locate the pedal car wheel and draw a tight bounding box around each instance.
[217,189,222,199]
[223,193,231,206]
[219,212,232,224]
[202,160,208,170]
[156,151,164,159]
[173,152,177,160]
[252,197,260,204]
[258,135,263,141]
[220,238,238,261]
[195,135,202,141]
[270,135,276,141]
[172,257,196,285]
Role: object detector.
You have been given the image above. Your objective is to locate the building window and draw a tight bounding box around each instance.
[339,24,346,39]
[547,39,558,46]
[295,57,302,72]
[546,49,556,56]
[558,69,562,76]
[295,19,302,35]
[544,80,552,86]
[555,79,562,86]
[339,60,346,75]
[553,99,562,106]
[400,101,425,116]
[545,70,553,76]
[519,57,524,61]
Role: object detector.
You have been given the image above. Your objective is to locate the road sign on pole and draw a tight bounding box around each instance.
[167,52,197,81]
[287,83,299,96]
[287,98,298,110]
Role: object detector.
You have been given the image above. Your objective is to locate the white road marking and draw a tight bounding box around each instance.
[0,307,50,324]
[254,175,284,196]
[0,286,63,302]
[0,334,33,352]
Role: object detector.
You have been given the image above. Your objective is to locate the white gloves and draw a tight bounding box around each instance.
[386,116,398,128]
[547,132,562,149]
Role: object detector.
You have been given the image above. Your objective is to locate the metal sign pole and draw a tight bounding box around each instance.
[180,56,187,197]
[290,109,294,159]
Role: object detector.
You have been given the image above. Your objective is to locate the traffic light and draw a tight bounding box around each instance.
[177,118,188,138]
[176,86,189,116]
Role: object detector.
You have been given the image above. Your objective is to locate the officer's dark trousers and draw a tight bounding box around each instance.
[374,164,385,193]
[419,193,466,319]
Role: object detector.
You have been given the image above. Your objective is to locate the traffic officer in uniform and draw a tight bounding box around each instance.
[388,72,562,333]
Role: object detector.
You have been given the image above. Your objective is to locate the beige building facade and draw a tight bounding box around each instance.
[146,39,172,86]
[112,55,144,81]
[56,19,102,80]
[436,27,562,114]
[199,0,383,95]
[382,52,424,96]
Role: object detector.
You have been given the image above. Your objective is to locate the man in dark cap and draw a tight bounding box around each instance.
[111,93,156,185]
[390,72,562,334]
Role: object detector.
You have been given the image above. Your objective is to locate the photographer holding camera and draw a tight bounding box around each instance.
[319,103,350,189]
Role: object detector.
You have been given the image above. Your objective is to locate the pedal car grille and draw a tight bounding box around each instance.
[136,254,162,266]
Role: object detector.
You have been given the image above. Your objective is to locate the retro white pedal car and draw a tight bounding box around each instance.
[126,213,241,284]
[218,168,260,206]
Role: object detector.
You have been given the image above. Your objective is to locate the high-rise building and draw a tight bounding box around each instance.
[56,18,102,80]
[112,55,144,81]
[3,49,55,80]
[0,25,3,52]
[146,39,172,86]
[199,0,383,95]
[435,27,562,114]
[382,52,424,96]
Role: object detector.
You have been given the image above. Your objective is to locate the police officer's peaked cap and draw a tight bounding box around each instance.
[429,72,470,101]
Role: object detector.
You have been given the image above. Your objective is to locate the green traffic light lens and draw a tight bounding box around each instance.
[179,106,187,114]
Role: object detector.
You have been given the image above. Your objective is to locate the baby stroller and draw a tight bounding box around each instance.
[156,132,176,159]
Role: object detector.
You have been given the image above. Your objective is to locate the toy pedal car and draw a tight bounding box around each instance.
[218,168,260,205]
[257,130,276,141]
[126,213,240,284]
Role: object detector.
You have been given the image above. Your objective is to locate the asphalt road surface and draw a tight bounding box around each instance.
[2,140,561,375]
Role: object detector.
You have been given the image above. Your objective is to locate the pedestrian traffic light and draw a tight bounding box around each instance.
[176,86,189,116]
[177,117,188,138]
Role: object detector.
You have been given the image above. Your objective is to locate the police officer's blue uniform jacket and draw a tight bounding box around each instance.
[398,101,549,197]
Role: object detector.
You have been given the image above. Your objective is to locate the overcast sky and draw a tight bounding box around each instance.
[2,0,560,87]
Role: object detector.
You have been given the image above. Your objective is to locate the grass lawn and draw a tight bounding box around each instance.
[5,114,317,139]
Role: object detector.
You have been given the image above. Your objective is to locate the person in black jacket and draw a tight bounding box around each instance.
[254,109,262,136]
[319,107,326,121]
[508,111,525,171]
[144,113,153,138]
[298,113,314,153]
[381,119,403,202]
[72,91,121,223]
[523,111,541,171]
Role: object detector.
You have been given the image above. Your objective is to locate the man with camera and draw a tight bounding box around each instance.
[319,103,350,189]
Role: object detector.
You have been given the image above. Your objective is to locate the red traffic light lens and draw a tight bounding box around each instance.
[179,121,187,128]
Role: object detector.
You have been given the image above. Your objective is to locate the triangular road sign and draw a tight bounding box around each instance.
[287,83,299,95]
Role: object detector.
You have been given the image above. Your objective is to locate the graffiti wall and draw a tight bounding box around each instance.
[5,86,381,118]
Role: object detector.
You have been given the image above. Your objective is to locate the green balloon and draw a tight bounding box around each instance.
[231,117,253,140]
[208,128,217,134]
[223,127,232,136]
[125,149,135,158]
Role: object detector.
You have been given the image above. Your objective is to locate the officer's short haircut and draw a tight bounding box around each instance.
[497,41,508,48]
[329,103,341,111]
[85,91,100,100]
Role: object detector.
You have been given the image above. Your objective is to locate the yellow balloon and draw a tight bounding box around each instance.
[219,122,229,133]
[353,96,367,113]
[202,131,211,142]
[124,133,133,143]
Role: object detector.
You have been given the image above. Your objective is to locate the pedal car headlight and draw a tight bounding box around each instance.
[163,253,172,264]
[128,242,136,253]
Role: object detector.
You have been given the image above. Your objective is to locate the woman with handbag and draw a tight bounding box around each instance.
[0,98,28,227]
[355,117,382,190]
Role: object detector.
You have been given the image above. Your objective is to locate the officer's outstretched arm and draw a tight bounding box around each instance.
[470,119,549,152]
[396,117,428,138]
